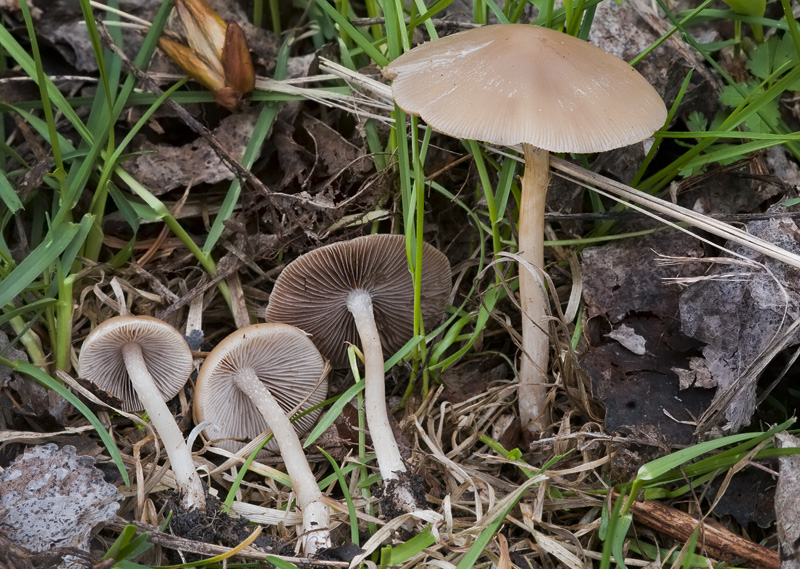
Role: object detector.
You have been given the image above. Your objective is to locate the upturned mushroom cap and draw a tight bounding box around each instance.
[383,24,667,154]
[193,323,329,454]
[78,315,193,412]
[265,234,452,368]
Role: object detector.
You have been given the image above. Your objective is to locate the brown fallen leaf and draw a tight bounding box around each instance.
[581,230,711,446]
[496,533,512,569]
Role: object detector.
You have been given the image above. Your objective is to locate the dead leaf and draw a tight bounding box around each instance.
[273,120,314,191]
[679,209,800,431]
[581,231,711,445]
[30,0,146,71]
[496,533,512,569]
[582,317,714,446]
[302,114,372,179]
[605,324,647,355]
[582,230,704,322]
[706,466,776,528]
[673,357,716,390]
[0,444,121,563]
[129,106,263,195]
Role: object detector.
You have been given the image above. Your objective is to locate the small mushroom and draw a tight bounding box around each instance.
[194,323,331,555]
[266,234,451,513]
[78,315,206,512]
[383,24,667,433]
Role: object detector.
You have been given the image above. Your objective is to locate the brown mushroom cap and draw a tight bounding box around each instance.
[265,234,451,368]
[78,315,193,412]
[383,24,667,154]
[193,323,329,454]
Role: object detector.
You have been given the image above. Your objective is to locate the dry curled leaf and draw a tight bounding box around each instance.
[0,444,121,566]
[680,210,800,432]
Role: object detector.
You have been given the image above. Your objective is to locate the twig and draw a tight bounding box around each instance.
[618,495,780,569]
[155,251,242,321]
[106,519,349,566]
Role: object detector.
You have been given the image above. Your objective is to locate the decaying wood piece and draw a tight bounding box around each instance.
[620,496,779,569]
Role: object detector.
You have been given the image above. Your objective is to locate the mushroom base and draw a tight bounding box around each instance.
[378,471,426,519]
[301,500,333,556]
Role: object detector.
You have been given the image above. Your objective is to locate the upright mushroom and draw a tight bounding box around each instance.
[265,234,451,513]
[78,315,206,511]
[194,323,330,555]
[382,24,667,433]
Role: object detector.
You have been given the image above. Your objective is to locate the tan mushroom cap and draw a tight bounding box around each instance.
[78,315,193,412]
[383,24,668,154]
[265,234,452,368]
[193,323,329,454]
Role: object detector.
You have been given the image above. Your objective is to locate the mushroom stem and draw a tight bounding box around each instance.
[233,367,331,555]
[346,290,407,480]
[121,343,207,512]
[517,143,551,433]
[347,290,423,514]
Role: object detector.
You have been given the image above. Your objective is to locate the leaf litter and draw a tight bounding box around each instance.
[679,208,800,433]
[581,229,714,448]
[0,444,121,568]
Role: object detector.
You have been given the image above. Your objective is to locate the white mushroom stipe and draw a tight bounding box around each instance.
[120,343,206,510]
[194,323,331,556]
[347,289,407,481]
[232,365,331,555]
[517,144,552,430]
[265,234,451,515]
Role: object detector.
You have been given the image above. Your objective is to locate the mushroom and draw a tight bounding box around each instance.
[382,24,667,433]
[78,315,206,511]
[265,234,451,513]
[194,323,331,555]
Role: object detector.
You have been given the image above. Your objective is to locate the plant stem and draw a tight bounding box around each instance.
[517,143,551,433]
[7,314,45,367]
[55,273,74,372]
[411,116,427,395]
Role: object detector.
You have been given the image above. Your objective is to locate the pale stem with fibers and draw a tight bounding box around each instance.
[347,290,406,479]
[233,367,331,555]
[517,143,551,433]
[121,343,207,511]
[347,289,421,513]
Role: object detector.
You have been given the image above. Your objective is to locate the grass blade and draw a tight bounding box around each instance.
[7,360,130,486]
[0,222,80,308]
[456,475,543,568]
[0,170,23,213]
